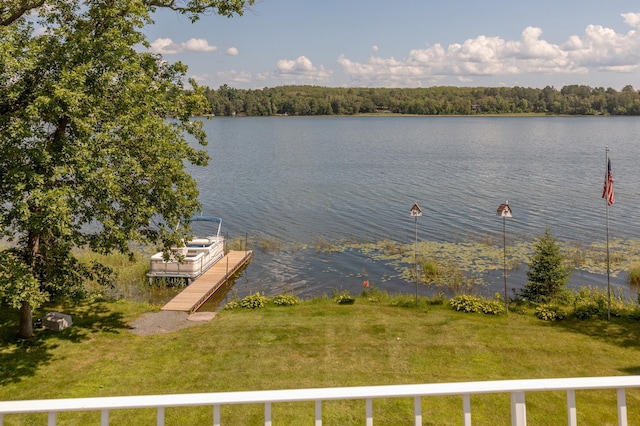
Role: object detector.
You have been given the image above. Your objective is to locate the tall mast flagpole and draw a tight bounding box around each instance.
[605,146,611,320]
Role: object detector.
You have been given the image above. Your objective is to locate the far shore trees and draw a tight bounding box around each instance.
[203,84,640,116]
[0,0,254,338]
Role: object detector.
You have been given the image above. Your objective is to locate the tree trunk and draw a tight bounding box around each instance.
[20,230,40,339]
[19,300,33,338]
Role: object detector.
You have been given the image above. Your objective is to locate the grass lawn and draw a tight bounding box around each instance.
[1,296,640,425]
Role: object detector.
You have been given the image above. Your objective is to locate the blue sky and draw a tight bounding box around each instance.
[144,0,640,90]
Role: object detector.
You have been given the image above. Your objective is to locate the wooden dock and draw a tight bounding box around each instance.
[162,250,253,313]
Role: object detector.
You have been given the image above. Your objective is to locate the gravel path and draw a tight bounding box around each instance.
[129,311,216,336]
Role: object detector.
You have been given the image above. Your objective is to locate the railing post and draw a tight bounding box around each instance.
[617,388,627,426]
[315,400,322,426]
[265,402,272,426]
[463,394,471,426]
[366,398,373,426]
[414,395,422,426]
[157,407,164,426]
[213,405,220,426]
[100,409,109,426]
[510,391,526,426]
[566,389,576,426]
[48,412,56,426]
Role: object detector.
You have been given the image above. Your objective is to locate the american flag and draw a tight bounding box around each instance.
[602,158,615,206]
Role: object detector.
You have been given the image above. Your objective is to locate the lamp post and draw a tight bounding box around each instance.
[496,201,512,314]
[410,202,422,307]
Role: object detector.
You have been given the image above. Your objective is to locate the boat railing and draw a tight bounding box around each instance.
[1,376,639,425]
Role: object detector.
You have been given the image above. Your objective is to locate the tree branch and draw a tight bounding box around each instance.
[145,0,253,19]
[1,0,46,26]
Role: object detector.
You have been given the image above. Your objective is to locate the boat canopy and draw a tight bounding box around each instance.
[189,215,222,238]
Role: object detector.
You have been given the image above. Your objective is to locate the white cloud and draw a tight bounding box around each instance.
[622,12,640,29]
[182,38,216,52]
[564,24,640,70]
[149,38,178,54]
[190,70,270,89]
[225,47,239,56]
[275,56,332,83]
[149,38,217,54]
[224,70,253,84]
[336,14,640,86]
[277,56,315,73]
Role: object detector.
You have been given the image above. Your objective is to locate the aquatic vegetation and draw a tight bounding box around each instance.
[629,265,640,287]
[420,259,440,281]
[343,237,640,287]
[226,236,250,251]
[71,234,640,308]
[576,238,640,276]
[379,239,402,255]
[312,238,342,253]
[232,233,640,286]
[256,237,284,252]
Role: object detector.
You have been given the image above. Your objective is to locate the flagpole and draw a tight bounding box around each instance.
[605,146,611,320]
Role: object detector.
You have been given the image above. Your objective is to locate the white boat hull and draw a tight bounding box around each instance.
[147,216,225,283]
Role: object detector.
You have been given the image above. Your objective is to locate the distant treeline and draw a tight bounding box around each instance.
[203,84,640,116]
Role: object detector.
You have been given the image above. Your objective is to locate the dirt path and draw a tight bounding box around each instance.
[129,311,216,336]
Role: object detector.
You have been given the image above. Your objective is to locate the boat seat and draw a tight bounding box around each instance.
[187,238,212,247]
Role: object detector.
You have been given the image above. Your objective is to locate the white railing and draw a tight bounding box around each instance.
[1,376,639,426]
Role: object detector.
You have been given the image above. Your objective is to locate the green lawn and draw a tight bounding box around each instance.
[1,297,640,425]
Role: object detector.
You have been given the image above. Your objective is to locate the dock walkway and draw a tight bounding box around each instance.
[162,250,252,313]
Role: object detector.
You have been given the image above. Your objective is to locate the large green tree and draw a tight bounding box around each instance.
[520,228,572,303]
[0,0,253,338]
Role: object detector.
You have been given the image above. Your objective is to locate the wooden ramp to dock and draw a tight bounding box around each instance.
[162,250,253,313]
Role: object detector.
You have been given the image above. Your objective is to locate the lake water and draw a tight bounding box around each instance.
[181,116,640,308]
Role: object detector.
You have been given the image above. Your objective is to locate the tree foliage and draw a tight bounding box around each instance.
[0,0,253,338]
[1,0,252,26]
[203,84,640,117]
[520,228,572,303]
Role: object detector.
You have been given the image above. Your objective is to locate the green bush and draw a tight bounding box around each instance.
[450,295,482,313]
[574,304,601,320]
[273,294,299,306]
[426,294,445,305]
[239,292,268,309]
[569,286,631,319]
[361,286,388,303]
[535,304,565,321]
[449,295,505,315]
[481,300,506,315]
[449,295,478,313]
[388,294,417,307]
[223,300,240,310]
[334,290,355,305]
[572,286,608,307]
